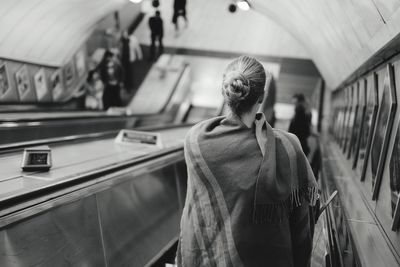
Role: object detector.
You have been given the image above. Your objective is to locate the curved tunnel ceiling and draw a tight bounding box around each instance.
[0,0,128,66]
[251,0,400,88]
[136,0,310,60]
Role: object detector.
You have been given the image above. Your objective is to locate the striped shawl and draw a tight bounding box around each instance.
[177,113,318,267]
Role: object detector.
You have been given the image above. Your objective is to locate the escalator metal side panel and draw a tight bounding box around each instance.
[97,163,183,266]
[0,195,106,267]
[0,155,188,267]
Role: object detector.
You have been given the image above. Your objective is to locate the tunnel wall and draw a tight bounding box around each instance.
[330,54,400,261]
[0,2,142,105]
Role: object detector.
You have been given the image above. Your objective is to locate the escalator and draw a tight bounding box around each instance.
[0,53,227,266]
[0,125,189,267]
[0,54,192,146]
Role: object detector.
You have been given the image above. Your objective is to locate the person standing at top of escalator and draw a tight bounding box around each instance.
[289,94,311,155]
[148,10,164,60]
[172,0,187,31]
[99,50,124,109]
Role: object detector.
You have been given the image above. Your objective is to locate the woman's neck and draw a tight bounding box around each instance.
[240,105,259,128]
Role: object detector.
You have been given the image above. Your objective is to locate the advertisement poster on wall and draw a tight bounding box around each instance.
[371,65,397,199]
[34,68,48,101]
[64,61,75,88]
[51,70,63,101]
[15,65,31,99]
[75,49,86,78]
[389,127,400,216]
[0,63,10,98]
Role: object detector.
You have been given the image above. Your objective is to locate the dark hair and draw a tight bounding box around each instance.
[87,70,96,83]
[293,93,305,103]
[155,10,161,16]
[222,56,267,116]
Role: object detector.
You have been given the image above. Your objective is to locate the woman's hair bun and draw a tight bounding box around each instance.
[222,71,250,101]
[221,56,267,116]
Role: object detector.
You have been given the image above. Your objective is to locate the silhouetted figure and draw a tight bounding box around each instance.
[148,11,164,60]
[99,50,123,109]
[289,94,311,155]
[120,31,131,88]
[172,0,187,30]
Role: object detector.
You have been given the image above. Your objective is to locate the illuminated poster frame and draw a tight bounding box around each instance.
[75,49,86,78]
[360,73,379,180]
[15,64,31,100]
[0,62,10,98]
[389,124,400,231]
[64,60,75,88]
[347,83,360,159]
[334,91,343,142]
[339,88,350,148]
[343,86,353,153]
[371,64,397,200]
[34,68,48,101]
[51,69,64,101]
[352,78,367,169]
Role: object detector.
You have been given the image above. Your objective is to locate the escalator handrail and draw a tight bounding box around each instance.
[160,63,190,113]
[0,123,193,154]
[0,112,161,123]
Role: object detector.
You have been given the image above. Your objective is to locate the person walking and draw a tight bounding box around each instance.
[177,56,319,267]
[99,50,123,109]
[289,94,312,155]
[148,10,164,60]
[172,0,187,31]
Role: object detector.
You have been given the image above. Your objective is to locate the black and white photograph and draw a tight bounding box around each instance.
[75,49,86,78]
[341,87,352,151]
[3,1,400,266]
[347,83,359,159]
[360,74,379,179]
[34,68,48,101]
[389,126,400,218]
[51,69,63,101]
[64,60,75,87]
[371,66,397,198]
[351,79,366,167]
[15,64,31,99]
[0,62,9,97]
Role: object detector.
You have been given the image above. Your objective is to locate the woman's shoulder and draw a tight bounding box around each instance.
[185,116,226,140]
[273,128,303,152]
[273,128,298,140]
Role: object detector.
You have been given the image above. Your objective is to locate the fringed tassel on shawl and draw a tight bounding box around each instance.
[252,186,319,224]
[307,186,319,206]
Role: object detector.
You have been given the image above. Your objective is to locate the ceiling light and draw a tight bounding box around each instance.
[129,0,143,3]
[228,3,237,13]
[237,1,250,11]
